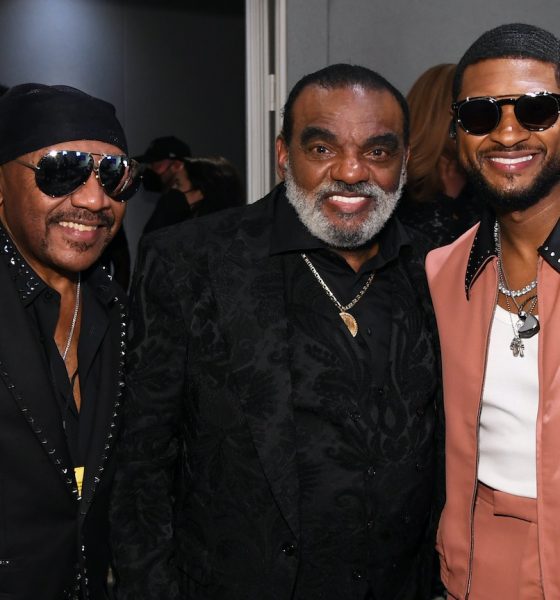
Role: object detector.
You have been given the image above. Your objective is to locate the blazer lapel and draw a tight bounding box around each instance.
[79,272,126,514]
[0,259,76,497]
[210,195,300,539]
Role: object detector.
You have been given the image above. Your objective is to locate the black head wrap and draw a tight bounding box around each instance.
[0,83,128,165]
[453,23,560,99]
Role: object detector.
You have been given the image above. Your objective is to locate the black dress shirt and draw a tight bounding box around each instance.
[270,199,427,599]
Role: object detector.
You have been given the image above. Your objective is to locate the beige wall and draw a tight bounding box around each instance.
[286,0,560,95]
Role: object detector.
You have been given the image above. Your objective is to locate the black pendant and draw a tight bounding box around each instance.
[517,313,540,339]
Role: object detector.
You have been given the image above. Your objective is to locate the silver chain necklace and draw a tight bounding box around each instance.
[61,273,81,362]
[493,221,539,357]
[493,221,537,298]
[301,253,375,337]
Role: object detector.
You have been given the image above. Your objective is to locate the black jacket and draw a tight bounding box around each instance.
[0,242,126,600]
[111,185,444,600]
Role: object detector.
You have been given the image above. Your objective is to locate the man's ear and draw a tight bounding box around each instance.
[276,135,289,181]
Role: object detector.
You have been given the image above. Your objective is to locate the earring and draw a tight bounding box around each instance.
[448,120,457,139]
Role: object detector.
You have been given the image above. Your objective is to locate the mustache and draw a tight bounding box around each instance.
[47,209,114,228]
[315,181,386,199]
[480,143,540,155]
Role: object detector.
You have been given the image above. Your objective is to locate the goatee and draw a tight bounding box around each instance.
[465,153,560,212]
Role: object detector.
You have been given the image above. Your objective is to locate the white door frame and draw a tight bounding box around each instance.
[245,0,287,203]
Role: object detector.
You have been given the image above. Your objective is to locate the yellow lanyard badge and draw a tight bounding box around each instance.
[74,466,85,496]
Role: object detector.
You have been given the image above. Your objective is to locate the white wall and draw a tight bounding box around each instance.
[286,0,560,95]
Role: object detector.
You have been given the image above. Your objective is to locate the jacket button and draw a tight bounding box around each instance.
[352,569,364,581]
[281,542,297,556]
[366,466,376,477]
[349,410,361,421]
[416,406,425,416]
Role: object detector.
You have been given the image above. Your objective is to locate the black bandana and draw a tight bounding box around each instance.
[0,83,128,165]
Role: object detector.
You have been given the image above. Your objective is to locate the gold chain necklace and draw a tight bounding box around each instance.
[301,253,375,337]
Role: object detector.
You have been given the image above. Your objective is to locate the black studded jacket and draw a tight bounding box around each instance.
[0,224,126,600]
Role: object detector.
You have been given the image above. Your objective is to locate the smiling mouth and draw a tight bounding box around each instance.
[329,195,370,204]
[489,155,534,165]
[59,221,99,232]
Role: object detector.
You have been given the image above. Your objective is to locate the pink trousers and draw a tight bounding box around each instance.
[451,482,544,599]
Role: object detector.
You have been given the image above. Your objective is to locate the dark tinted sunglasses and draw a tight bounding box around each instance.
[452,91,560,136]
[16,150,141,201]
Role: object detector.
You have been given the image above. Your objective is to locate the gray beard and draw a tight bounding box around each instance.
[284,162,406,249]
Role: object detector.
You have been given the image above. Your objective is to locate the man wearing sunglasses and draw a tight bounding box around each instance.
[0,83,139,599]
[426,23,560,599]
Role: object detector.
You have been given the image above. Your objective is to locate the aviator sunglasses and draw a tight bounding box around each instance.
[16,150,141,201]
[452,91,560,136]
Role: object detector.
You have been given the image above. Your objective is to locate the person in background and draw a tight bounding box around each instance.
[142,152,244,233]
[0,83,140,599]
[427,23,560,598]
[135,135,193,234]
[111,63,443,600]
[397,63,484,246]
[179,155,245,218]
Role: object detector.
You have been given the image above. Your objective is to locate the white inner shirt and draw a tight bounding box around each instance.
[478,304,539,498]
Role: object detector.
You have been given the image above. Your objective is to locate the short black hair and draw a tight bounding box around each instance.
[453,23,560,100]
[280,63,409,146]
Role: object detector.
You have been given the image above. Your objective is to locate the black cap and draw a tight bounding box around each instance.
[134,136,191,163]
[0,83,128,165]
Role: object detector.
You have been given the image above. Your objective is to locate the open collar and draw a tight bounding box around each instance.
[465,207,560,299]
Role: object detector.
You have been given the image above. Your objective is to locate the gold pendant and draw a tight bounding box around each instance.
[339,312,358,337]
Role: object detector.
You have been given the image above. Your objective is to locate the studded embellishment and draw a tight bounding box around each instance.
[0,227,43,301]
[538,232,560,275]
[0,358,78,497]
[464,219,499,299]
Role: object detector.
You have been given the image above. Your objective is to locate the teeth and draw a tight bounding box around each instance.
[330,195,367,203]
[59,221,97,232]
[490,155,533,165]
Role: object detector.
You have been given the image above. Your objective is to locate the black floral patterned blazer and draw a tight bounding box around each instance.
[111,185,444,600]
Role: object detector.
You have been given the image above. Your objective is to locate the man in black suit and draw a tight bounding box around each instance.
[112,64,443,600]
[0,84,140,599]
